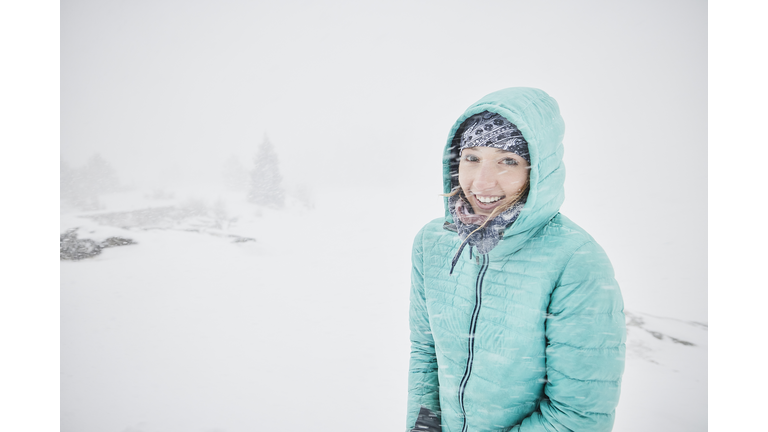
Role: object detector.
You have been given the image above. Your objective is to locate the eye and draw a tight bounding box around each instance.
[464,154,479,162]
[502,158,519,166]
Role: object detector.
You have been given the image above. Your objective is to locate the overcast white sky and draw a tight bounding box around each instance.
[62,0,707,320]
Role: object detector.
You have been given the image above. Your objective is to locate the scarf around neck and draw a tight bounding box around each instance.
[448,193,525,257]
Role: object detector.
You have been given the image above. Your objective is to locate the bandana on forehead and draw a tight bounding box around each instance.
[459,111,530,163]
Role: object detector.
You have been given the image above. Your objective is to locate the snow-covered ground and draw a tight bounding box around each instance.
[61,188,707,432]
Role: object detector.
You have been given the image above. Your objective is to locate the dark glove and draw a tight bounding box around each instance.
[410,406,441,432]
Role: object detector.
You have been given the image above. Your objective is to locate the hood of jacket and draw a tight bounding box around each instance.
[442,87,566,254]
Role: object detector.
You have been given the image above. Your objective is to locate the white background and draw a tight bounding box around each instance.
[4,0,762,431]
[61,0,707,321]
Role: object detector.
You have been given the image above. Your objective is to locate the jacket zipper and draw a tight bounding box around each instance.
[458,254,489,432]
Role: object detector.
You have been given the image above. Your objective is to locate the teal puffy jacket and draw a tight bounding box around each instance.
[407,88,626,432]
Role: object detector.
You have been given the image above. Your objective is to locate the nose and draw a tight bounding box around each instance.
[472,161,497,192]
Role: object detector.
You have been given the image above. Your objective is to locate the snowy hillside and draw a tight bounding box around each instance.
[61,188,706,432]
[619,312,707,431]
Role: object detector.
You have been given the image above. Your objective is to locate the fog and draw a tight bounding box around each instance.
[60,2,707,430]
[62,0,706,322]
[60,0,707,430]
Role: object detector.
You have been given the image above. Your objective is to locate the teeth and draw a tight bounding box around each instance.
[477,196,502,204]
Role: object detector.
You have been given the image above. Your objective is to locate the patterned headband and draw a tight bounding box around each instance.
[459,111,530,163]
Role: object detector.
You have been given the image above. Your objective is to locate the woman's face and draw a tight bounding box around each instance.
[458,146,530,216]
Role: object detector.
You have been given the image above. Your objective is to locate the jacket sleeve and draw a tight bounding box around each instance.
[406,227,441,431]
[511,241,626,432]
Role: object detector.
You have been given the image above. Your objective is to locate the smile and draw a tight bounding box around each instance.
[475,195,503,204]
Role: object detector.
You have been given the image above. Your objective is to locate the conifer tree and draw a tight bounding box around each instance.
[247,136,285,208]
[82,153,120,195]
[60,154,120,210]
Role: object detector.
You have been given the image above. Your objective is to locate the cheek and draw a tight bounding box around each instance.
[457,167,471,189]
[500,170,528,190]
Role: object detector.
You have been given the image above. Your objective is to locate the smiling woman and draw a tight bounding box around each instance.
[458,146,529,215]
[406,88,626,432]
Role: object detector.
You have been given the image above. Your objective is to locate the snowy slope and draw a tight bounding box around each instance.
[616,312,707,431]
[61,188,706,432]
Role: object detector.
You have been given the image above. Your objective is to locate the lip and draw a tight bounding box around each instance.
[470,194,506,212]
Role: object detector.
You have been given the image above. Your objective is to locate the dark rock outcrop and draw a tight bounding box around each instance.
[60,228,136,260]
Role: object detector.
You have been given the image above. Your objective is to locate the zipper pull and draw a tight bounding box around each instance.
[475,255,480,265]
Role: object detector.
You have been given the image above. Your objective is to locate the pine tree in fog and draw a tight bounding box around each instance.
[247,136,285,208]
[81,153,120,195]
[60,154,121,210]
